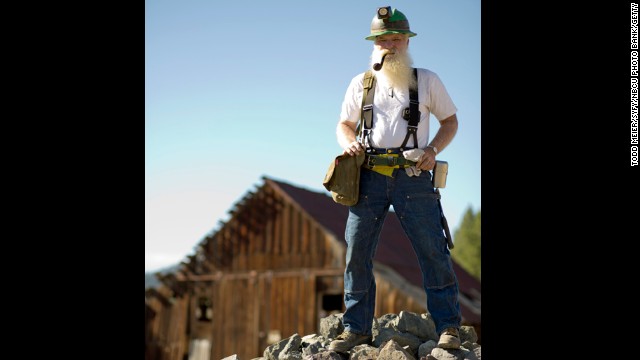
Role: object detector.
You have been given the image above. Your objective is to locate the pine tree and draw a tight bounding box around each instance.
[451,206,481,281]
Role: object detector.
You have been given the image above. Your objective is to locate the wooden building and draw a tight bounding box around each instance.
[145,176,481,360]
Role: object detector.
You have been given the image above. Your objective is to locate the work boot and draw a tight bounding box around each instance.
[437,327,461,349]
[328,330,372,353]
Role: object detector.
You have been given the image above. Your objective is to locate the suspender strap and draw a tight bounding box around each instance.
[400,68,420,149]
[359,68,419,151]
[357,71,376,148]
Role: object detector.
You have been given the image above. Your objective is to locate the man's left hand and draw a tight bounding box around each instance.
[416,147,436,171]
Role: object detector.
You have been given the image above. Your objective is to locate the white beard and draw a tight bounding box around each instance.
[370,48,416,90]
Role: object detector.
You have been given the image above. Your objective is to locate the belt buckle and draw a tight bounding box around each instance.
[366,156,376,167]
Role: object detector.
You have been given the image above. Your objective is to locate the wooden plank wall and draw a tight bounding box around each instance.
[208,269,342,360]
[145,289,190,360]
[206,185,340,274]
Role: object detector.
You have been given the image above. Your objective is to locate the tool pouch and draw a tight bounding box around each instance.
[322,152,365,206]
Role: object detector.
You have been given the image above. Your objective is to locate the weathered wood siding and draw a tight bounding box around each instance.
[206,186,343,273]
[145,287,189,360]
[200,269,344,360]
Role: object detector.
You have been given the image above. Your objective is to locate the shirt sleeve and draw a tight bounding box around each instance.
[426,71,457,121]
[339,73,365,124]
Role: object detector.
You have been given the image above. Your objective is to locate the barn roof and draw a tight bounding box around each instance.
[265,176,481,325]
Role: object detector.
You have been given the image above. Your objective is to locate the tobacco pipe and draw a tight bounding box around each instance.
[373,50,394,71]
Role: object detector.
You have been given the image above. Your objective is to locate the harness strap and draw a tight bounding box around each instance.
[400,68,420,149]
[357,70,376,149]
[359,68,420,151]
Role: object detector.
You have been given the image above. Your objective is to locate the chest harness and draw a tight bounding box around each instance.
[356,68,455,249]
[357,68,420,168]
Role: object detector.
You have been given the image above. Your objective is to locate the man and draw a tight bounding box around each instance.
[328,6,462,353]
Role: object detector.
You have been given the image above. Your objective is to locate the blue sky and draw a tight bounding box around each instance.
[145,0,481,272]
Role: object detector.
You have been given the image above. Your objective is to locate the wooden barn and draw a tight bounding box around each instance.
[145,176,481,360]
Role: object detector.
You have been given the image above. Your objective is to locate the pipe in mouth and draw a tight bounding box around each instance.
[373,50,394,71]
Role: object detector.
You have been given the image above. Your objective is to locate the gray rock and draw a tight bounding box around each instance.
[320,314,344,340]
[349,344,379,360]
[377,340,416,360]
[264,334,302,360]
[472,346,480,360]
[430,347,462,360]
[373,327,422,354]
[459,327,477,345]
[393,311,435,341]
[418,313,438,342]
[279,334,303,360]
[418,340,437,358]
[377,313,400,330]
[301,334,330,357]
[460,341,478,351]
[302,351,343,360]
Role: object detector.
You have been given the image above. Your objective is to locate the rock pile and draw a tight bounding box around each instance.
[224,311,481,360]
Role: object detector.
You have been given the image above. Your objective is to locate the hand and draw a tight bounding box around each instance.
[343,141,364,156]
[416,147,436,171]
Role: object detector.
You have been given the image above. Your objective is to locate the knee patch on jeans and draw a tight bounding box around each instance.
[344,289,370,309]
[425,280,457,290]
[345,288,368,296]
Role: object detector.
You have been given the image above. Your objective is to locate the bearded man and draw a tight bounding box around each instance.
[328,6,462,353]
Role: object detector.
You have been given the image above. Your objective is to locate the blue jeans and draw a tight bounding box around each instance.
[342,167,462,336]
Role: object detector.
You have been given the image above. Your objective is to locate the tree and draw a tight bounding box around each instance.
[450,206,481,281]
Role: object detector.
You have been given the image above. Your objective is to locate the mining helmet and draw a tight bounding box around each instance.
[365,6,417,41]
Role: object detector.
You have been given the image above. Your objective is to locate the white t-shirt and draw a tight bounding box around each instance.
[340,68,457,149]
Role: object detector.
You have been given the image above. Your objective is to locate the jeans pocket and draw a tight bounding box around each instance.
[399,192,440,218]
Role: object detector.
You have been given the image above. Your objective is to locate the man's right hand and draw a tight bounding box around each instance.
[343,141,364,156]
